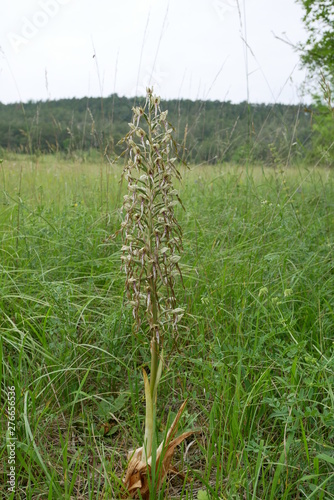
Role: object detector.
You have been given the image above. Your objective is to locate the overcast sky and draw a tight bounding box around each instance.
[0,0,310,105]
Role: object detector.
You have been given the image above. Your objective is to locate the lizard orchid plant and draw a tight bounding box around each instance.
[118,88,192,499]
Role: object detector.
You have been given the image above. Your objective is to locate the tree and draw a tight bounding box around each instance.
[296,0,334,84]
[296,1,334,166]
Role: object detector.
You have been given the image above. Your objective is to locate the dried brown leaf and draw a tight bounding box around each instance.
[122,401,192,499]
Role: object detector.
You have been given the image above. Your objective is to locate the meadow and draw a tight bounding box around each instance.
[0,154,333,499]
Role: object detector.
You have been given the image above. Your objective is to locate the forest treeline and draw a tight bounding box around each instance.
[0,94,332,165]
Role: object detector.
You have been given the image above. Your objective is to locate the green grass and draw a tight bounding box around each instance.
[1,155,333,499]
